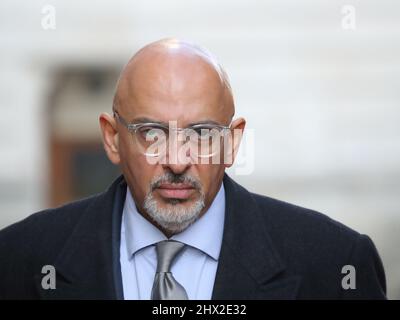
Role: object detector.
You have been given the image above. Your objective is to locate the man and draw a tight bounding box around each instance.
[0,38,386,299]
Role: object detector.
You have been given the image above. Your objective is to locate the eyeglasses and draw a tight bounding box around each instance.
[113,110,231,158]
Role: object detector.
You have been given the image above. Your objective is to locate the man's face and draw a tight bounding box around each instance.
[101,43,244,235]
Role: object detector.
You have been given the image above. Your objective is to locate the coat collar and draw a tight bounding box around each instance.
[211,174,301,299]
[35,174,301,299]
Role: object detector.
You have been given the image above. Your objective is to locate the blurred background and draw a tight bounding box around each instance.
[0,0,399,299]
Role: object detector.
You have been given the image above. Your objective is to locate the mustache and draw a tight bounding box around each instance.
[150,172,202,191]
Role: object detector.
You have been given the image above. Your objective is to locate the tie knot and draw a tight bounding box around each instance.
[155,240,185,273]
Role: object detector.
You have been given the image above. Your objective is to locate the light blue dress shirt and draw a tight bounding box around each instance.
[120,183,225,300]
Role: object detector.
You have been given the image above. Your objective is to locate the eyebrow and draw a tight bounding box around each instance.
[130,117,167,125]
[130,117,222,127]
[187,120,221,126]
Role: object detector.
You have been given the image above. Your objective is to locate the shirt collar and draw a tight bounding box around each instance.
[122,182,225,261]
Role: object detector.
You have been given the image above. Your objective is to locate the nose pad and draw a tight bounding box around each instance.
[160,129,194,172]
[168,129,193,164]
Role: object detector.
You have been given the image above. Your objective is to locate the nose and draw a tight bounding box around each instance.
[162,161,191,175]
[161,132,192,174]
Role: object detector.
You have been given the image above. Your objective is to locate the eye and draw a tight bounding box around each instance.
[192,127,220,140]
[138,126,167,140]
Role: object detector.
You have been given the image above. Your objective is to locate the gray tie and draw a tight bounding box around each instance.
[151,240,188,300]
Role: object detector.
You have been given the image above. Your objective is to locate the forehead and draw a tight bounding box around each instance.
[116,50,231,125]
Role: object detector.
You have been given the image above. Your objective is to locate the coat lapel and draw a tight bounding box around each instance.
[35,176,126,299]
[212,174,302,299]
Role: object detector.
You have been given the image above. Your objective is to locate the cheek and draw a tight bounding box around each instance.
[195,164,225,195]
[120,149,161,201]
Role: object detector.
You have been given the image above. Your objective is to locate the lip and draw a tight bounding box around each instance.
[156,183,195,200]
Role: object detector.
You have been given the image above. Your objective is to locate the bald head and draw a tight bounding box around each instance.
[113,38,234,123]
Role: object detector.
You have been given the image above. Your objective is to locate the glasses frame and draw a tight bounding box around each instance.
[113,110,232,158]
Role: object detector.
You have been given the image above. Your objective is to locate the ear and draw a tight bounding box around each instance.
[99,112,120,165]
[224,117,246,168]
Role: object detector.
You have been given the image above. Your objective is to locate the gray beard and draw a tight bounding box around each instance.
[143,191,205,234]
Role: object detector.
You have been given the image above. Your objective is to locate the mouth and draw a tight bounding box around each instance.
[156,183,196,200]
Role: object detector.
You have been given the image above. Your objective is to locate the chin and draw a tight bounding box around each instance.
[143,191,206,234]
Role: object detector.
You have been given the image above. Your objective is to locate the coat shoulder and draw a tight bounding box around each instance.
[0,193,103,261]
[250,191,361,241]
[247,191,386,298]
